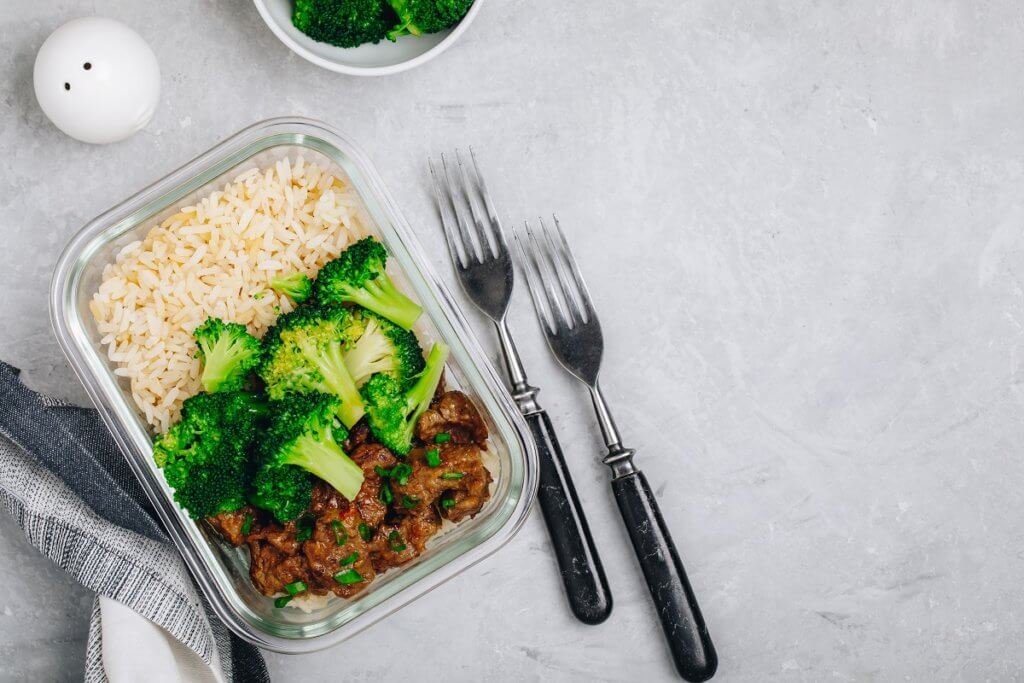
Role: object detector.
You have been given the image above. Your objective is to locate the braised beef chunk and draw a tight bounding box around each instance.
[207,506,259,546]
[309,480,348,515]
[249,540,310,596]
[370,509,442,570]
[350,443,398,528]
[249,521,303,556]
[392,444,492,522]
[210,390,493,601]
[342,420,372,452]
[303,507,376,597]
[416,391,488,445]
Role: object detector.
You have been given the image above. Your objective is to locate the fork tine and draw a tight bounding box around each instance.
[537,216,586,326]
[513,221,558,335]
[428,156,468,268]
[441,153,484,263]
[467,147,509,254]
[524,219,573,332]
[455,149,497,260]
[548,216,598,325]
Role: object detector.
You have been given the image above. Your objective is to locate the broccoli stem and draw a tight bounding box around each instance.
[284,431,364,501]
[296,337,365,427]
[346,275,421,331]
[202,337,254,393]
[402,342,450,440]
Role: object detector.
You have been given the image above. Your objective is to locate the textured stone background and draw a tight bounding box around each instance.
[3,0,1024,680]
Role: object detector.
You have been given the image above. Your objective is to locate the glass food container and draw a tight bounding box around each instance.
[49,117,538,653]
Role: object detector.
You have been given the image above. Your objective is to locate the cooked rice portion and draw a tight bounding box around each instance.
[89,157,368,433]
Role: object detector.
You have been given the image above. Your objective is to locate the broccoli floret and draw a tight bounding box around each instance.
[293,0,398,48]
[193,317,262,394]
[342,307,425,388]
[270,272,313,303]
[153,391,266,520]
[387,0,472,39]
[252,393,364,522]
[313,237,422,331]
[361,342,449,454]
[258,305,366,428]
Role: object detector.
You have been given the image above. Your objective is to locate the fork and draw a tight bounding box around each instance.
[515,216,718,682]
[428,150,613,625]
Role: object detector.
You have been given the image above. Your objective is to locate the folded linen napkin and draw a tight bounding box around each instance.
[0,361,270,683]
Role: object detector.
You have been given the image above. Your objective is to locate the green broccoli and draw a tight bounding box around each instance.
[192,317,262,394]
[313,237,422,331]
[258,304,366,428]
[292,0,398,48]
[342,307,425,388]
[251,393,364,522]
[387,0,472,39]
[361,342,449,455]
[270,272,313,303]
[153,391,266,520]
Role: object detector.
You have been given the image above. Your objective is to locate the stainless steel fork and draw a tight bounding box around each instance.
[428,150,612,625]
[516,216,718,682]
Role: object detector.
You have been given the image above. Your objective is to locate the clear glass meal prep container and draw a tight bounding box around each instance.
[49,117,538,653]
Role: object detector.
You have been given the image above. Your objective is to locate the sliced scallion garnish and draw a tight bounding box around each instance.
[388,530,407,552]
[390,462,412,485]
[330,519,348,546]
[334,569,364,585]
[425,448,441,467]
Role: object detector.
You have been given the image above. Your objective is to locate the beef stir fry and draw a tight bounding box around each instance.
[208,389,492,600]
[151,236,496,606]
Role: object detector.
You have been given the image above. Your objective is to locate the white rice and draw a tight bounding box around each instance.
[89,157,369,433]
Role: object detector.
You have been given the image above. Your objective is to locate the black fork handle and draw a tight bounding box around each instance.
[611,470,717,681]
[526,411,613,624]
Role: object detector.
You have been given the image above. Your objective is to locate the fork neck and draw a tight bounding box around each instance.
[589,380,637,479]
[495,317,541,414]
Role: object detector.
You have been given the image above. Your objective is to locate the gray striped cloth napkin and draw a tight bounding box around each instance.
[0,361,270,683]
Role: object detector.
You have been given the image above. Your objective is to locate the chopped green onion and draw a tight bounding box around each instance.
[358,523,373,541]
[334,569,364,585]
[285,581,307,596]
[434,432,451,444]
[441,496,457,509]
[253,291,266,300]
[425,448,441,467]
[331,520,347,546]
[401,495,420,509]
[390,462,413,485]
[378,482,393,505]
[374,465,390,478]
[274,595,292,608]
[388,530,407,552]
[295,514,314,542]
[339,551,359,566]
[241,513,254,535]
[441,472,465,480]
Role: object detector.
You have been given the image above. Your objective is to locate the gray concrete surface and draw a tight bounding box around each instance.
[3,0,1024,680]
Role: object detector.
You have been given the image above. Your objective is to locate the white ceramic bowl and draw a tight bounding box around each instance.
[252,0,482,76]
